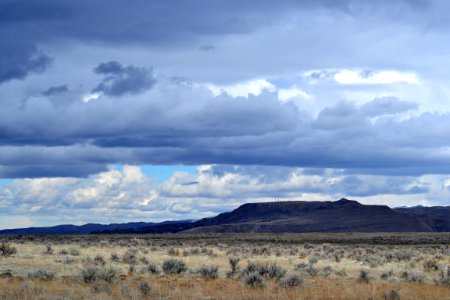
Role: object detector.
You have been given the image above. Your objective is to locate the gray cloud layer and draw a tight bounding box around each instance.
[0,79,448,177]
[0,0,441,83]
[92,61,156,96]
[1,0,450,178]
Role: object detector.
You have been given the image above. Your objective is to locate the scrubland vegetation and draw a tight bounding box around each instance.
[0,234,449,299]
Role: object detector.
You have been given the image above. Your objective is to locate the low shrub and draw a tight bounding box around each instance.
[321,266,334,278]
[267,263,286,280]
[91,280,112,294]
[97,267,117,283]
[381,270,394,280]
[294,262,308,270]
[63,256,76,264]
[140,256,149,264]
[146,262,160,274]
[110,253,119,262]
[358,270,370,283]
[138,282,151,296]
[167,247,179,256]
[308,256,319,264]
[229,257,240,273]
[80,267,98,283]
[196,265,219,279]
[45,243,54,255]
[279,274,303,288]
[94,255,106,266]
[0,242,16,257]
[423,260,439,272]
[190,248,201,255]
[335,269,347,277]
[434,272,450,287]
[28,269,55,280]
[241,262,286,281]
[401,271,425,283]
[162,258,187,275]
[384,290,401,300]
[305,264,318,277]
[122,249,137,265]
[244,272,265,288]
[69,248,80,256]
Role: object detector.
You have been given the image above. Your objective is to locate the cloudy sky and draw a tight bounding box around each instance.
[2,0,450,229]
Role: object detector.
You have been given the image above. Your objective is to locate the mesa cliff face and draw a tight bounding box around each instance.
[186,198,441,233]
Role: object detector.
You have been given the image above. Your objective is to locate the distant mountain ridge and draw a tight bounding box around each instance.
[0,220,193,235]
[1,199,449,234]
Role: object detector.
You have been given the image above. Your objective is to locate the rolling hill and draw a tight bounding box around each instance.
[1,199,449,234]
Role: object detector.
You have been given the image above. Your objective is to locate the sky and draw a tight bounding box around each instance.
[1,0,450,229]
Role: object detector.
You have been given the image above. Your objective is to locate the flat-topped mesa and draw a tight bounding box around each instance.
[334,198,362,205]
[186,198,447,233]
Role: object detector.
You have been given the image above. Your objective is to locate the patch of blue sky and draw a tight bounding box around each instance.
[114,164,197,183]
[0,179,13,191]
[268,77,304,89]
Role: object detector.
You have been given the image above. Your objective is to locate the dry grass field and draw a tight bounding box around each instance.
[0,233,449,299]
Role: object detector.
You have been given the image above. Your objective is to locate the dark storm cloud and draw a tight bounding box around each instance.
[92,61,156,97]
[0,45,52,84]
[0,1,432,62]
[1,0,450,178]
[0,0,270,86]
[0,0,289,48]
[0,82,449,178]
[42,85,69,96]
[0,0,443,87]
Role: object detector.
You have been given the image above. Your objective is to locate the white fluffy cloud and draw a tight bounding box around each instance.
[205,79,276,97]
[1,164,449,228]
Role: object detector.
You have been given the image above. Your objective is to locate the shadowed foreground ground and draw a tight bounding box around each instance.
[1,277,450,300]
[0,233,449,299]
